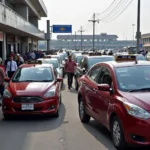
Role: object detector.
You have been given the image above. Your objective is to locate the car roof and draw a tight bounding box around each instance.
[101,61,150,68]
[20,64,53,68]
[38,58,58,61]
[86,55,114,59]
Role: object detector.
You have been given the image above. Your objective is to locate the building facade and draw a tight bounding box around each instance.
[0,0,47,59]
[142,33,150,51]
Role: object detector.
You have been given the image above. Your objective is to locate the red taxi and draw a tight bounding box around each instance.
[78,55,150,149]
[2,60,62,119]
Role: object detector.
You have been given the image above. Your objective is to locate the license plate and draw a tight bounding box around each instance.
[21,104,34,110]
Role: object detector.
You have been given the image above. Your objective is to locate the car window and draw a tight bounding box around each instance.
[83,58,88,70]
[12,67,53,82]
[98,67,112,86]
[79,58,85,68]
[76,56,84,63]
[136,55,146,61]
[116,66,150,91]
[41,60,59,69]
[89,66,102,82]
[88,57,114,68]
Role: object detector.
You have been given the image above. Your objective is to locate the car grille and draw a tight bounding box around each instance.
[14,108,43,112]
[13,96,43,103]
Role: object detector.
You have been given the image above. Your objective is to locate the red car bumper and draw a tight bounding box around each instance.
[2,98,58,115]
[123,116,150,146]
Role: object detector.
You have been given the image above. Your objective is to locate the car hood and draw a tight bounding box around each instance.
[120,91,150,111]
[9,82,54,96]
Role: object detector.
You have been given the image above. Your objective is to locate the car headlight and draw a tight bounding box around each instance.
[44,88,55,98]
[123,102,150,119]
[3,89,12,98]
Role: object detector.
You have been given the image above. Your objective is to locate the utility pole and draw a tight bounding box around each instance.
[75,31,77,50]
[68,34,69,49]
[47,20,50,51]
[136,0,141,53]
[132,24,135,46]
[78,26,85,51]
[89,13,99,51]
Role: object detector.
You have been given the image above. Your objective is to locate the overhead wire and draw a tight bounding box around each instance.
[96,0,116,16]
[99,0,127,20]
[101,0,133,23]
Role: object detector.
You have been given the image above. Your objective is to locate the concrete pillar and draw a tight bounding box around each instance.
[22,38,29,54]
[2,32,6,60]
[1,0,5,4]
[15,36,18,53]
[29,17,38,28]
[15,5,29,21]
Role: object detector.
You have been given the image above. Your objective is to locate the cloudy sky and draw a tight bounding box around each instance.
[39,0,150,40]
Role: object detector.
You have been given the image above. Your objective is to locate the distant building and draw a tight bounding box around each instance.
[142,33,150,50]
[0,0,47,59]
[45,33,135,50]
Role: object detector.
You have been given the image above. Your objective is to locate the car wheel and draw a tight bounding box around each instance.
[75,79,78,91]
[53,107,59,118]
[79,97,90,123]
[3,114,11,120]
[111,116,127,150]
[60,94,62,104]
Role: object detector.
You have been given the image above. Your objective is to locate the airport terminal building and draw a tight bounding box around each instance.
[49,33,135,50]
[0,0,47,59]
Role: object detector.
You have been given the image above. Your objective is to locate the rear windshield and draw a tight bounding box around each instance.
[88,57,114,68]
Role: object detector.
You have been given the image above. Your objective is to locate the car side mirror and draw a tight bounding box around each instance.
[82,68,86,73]
[4,77,10,82]
[57,77,63,82]
[97,84,110,91]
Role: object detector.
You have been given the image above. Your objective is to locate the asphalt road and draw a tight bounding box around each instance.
[0,79,147,150]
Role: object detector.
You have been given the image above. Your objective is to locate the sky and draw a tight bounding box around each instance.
[39,0,150,40]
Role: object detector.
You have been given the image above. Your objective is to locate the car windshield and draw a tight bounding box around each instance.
[52,56,61,64]
[12,67,53,82]
[136,55,146,61]
[88,57,115,68]
[41,60,59,69]
[115,66,150,92]
[76,56,84,63]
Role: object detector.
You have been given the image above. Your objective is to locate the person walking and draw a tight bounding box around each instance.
[0,68,5,97]
[6,56,18,78]
[65,55,77,89]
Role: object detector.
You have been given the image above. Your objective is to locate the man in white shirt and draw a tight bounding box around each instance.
[6,56,18,78]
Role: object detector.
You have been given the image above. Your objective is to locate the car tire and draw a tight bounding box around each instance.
[60,94,62,105]
[79,97,90,123]
[75,78,78,91]
[111,116,127,150]
[53,108,59,118]
[3,114,11,120]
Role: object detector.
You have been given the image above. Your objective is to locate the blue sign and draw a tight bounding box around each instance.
[52,25,72,33]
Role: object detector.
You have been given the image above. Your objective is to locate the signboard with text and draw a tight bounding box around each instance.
[52,25,72,33]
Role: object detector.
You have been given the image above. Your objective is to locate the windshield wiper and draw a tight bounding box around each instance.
[129,88,150,92]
